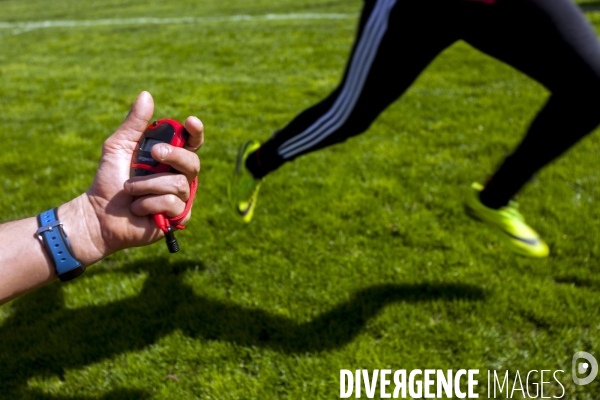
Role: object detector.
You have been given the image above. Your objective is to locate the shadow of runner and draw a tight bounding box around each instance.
[20,388,150,400]
[0,258,485,397]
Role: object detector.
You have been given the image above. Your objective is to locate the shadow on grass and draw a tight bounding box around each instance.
[581,1,600,11]
[21,389,150,400]
[554,275,600,291]
[0,258,485,397]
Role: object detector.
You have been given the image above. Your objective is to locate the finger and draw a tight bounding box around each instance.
[150,144,200,183]
[177,209,192,227]
[130,194,186,218]
[108,91,154,146]
[184,116,204,152]
[124,173,190,201]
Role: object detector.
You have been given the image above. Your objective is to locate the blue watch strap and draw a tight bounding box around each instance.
[37,208,85,282]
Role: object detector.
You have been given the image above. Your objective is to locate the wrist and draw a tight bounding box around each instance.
[56,195,106,267]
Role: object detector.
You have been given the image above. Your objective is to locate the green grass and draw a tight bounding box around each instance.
[1,1,600,399]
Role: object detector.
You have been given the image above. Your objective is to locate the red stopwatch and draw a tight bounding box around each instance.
[131,119,188,176]
[131,119,189,253]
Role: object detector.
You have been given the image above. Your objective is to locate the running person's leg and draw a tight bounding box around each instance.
[231,0,458,220]
[460,0,600,256]
[461,0,600,208]
[248,0,459,177]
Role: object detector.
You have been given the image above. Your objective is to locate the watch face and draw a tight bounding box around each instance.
[141,138,164,152]
[133,122,176,170]
[146,121,176,143]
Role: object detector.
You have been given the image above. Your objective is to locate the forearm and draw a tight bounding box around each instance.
[0,215,56,304]
[0,196,101,305]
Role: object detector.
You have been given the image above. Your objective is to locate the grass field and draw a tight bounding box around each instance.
[1,1,600,399]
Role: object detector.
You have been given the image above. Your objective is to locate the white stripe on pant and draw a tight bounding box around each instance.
[277,0,397,159]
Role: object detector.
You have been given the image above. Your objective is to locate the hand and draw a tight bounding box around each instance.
[59,91,204,266]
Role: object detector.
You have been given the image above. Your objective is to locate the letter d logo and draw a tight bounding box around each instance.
[572,351,598,385]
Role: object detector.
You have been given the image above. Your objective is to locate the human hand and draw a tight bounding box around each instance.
[58,91,204,266]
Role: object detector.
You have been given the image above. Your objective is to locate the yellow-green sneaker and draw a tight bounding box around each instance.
[464,182,549,258]
[228,140,262,223]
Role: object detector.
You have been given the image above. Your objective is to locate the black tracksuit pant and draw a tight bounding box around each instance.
[247,0,600,209]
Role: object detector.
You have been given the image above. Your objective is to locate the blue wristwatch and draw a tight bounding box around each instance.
[36,208,85,282]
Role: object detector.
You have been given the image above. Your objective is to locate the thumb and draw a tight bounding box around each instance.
[111,91,154,145]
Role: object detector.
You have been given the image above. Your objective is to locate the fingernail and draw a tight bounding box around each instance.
[155,144,169,160]
[124,180,134,194]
